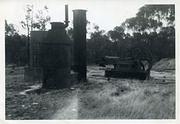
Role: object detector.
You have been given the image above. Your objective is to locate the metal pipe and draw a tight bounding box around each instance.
[64,4,69,27]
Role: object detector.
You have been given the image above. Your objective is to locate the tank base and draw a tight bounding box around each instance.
[24,67,42,82]
[42,68,71,89]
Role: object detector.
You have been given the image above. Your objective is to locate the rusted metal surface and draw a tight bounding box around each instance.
[99,56,152,80]
[40,22,71,89]
[73,9,87,81]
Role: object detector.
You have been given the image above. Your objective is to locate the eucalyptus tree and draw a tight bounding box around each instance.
[20,4,51,65]
[121,4,175,59]
[122,4,175,33]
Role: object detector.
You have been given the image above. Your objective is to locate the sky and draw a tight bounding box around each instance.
[0,0,176,35]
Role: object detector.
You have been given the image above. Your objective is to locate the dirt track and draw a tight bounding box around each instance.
[51,90,79,119]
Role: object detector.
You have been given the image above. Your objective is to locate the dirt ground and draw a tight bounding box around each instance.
[5,61,175,119]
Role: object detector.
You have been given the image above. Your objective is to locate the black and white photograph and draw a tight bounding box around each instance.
[0,0,179,122]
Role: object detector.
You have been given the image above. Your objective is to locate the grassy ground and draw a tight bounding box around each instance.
[78,76,175,119]
[5,65,175,119]
[6,66,77,119]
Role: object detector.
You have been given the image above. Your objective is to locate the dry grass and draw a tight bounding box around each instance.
[78,79,175,119]
[6,65,175,119]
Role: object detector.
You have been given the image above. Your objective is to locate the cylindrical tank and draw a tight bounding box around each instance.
[40,22,71,89]
[73,9,87,81]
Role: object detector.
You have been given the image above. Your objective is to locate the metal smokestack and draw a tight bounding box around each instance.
[64,4,69,27]
[73,9,87,81]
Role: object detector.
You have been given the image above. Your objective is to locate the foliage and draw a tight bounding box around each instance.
[20,4,51,38]
[5,20,18,36]
[5,34,28,65]
[87,25,114,64]
[137,5,175,25]
[33,6,51,31]
[5,21,28,65]
[20,4,33,39]
[122,4,175,33]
